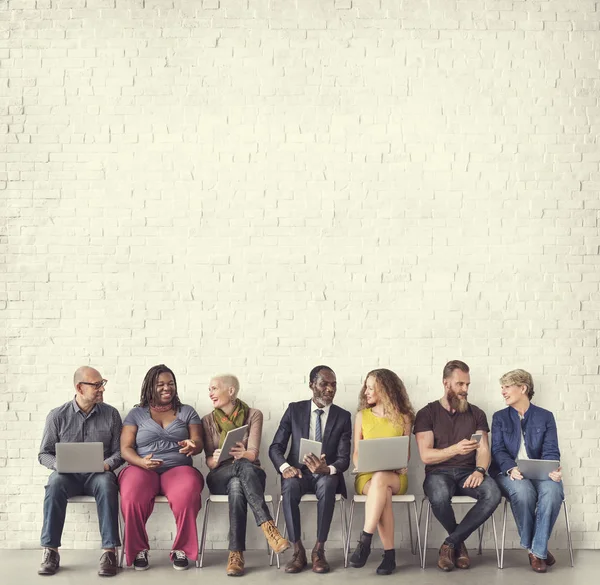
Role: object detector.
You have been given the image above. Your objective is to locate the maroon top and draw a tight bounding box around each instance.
[413,400,489,474]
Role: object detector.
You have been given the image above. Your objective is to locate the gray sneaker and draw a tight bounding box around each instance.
[38,548,60,575]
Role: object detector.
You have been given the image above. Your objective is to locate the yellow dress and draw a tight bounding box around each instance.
[354,408,409,496]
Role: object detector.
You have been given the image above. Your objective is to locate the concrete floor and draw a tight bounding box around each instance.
[1,548,594,585]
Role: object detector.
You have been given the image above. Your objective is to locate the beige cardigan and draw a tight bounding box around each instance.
[201,407,263,468]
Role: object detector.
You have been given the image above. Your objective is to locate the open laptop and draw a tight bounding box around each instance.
[354,436,410,474]
[55,442,105,473]
[517,459,560,481]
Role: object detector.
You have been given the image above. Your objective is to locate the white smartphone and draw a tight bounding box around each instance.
[470,434,482,443]
[150,458,164,462]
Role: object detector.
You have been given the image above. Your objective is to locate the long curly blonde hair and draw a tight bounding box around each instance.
[358,368,415,425]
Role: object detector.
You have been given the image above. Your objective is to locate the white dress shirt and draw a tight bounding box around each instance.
[279,400,337,475]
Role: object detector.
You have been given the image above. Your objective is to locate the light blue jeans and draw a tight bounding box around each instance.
[496,474,563,559]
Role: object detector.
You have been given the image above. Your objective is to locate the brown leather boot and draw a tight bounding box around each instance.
[546,551,556,566]
[311,547,330,574]
[260,520,291,554]
[226,551,245,577]
[455,542,470,569]
[529,553,547,573]
[285,545,307,574]
[437,543,455,572]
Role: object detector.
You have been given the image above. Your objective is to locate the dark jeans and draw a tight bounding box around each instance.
[40,471,121,549]
[423,468,501,547]
[206,458,271,551]
[281,472,341,544]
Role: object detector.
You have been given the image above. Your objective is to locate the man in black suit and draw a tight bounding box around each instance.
[269,365,352,574]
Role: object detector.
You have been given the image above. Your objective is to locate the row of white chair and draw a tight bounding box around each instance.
[65,493,574,570]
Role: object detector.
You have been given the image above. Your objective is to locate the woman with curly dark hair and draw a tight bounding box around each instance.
[348,368,415,575]
[119,365,204,571]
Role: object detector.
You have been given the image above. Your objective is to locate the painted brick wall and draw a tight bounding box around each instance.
[1,0,599,551]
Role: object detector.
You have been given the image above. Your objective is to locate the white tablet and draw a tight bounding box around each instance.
[517,459,560,481]
[299,438,322,464]
[216,425,249,465]
[56,442,105,473]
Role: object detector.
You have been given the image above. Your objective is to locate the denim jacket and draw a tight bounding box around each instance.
[490,403,560,477]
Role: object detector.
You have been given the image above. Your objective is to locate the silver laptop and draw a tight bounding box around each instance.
[56,442,105,473]
[517,459,560,481]
[355,436,410,474]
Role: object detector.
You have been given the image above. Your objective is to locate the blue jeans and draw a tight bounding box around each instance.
[40,471,121,549]
[423,468,502,547]
[495,474,564,559]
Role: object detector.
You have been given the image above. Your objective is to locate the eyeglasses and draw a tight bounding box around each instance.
[80,379,108,390]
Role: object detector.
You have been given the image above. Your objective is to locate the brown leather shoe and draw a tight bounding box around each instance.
[38,548,60,575]
[261,520,291,554]
[311,547,330,574]
[284,548,307,574]
[226,551,245,577]
[98,551,118,577]
[437,543,455,572]
[546,551,556,567]
[455,542,470,569]
[529,553,547,573]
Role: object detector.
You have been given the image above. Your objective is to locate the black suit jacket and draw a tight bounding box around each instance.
[268,400,352,497]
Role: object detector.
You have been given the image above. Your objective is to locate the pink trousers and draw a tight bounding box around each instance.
[119,465,204,566]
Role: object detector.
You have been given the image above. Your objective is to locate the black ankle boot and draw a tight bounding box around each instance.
[376,549,396,575]
[349,534,372,568]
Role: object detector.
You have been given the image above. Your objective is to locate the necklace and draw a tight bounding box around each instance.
[150,403,173,413]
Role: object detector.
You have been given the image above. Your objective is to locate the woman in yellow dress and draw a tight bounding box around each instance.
[348,369,415,575]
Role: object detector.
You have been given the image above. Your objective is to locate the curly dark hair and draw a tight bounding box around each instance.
[137,364,182,413]
[358,368,415,426]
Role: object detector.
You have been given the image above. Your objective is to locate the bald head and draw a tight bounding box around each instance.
[73,366,102,388]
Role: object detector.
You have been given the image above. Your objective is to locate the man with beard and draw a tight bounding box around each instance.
[269,365,352,574]
[414,360,501,572]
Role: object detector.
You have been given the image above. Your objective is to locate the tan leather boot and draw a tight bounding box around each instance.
[226,551,245,577]
[261,520,291,554]
[437,543,455,572]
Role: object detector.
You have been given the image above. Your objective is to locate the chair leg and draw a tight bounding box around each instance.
[199,498,211,569]
[500,498,507,569]
[407,503,415,555]
[118,505,125,568]
[477,525,483,555]
[563,500,574,567]
[339,498,347,558]
[270,498,282,569]
[344,499,356,568]
[422,500,431,569]
[491,510,500,568]
[412,500,423,568]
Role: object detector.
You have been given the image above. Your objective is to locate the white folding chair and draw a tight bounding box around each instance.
[419,495,499,569]
[344,494,423,567]
[198,494,277,568]
[66,496,122,567]
[118,495,201,568]
[499,496,574,568]
[269,493,347,569]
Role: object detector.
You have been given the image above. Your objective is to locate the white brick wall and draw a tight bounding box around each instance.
[1,0,599,551]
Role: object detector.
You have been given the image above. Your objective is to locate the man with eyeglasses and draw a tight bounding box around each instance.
[37,366,123,577]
